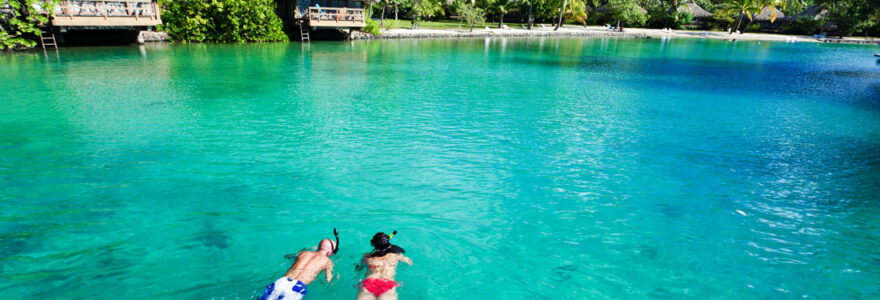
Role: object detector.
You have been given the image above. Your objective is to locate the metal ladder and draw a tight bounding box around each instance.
[39,27,58,53]
[300,24,310,43]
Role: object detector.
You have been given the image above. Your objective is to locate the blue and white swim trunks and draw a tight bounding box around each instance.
[260,277,307,300]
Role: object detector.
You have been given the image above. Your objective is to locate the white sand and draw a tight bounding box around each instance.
[350,24,878,45]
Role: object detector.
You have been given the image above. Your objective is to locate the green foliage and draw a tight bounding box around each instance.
[606,0,648,26]
[563,0,588,25]
[745,21,760,30]
[480,0,516,27]
[408,0,444,27]
[456,1,486,31]
[159,0,287,43]
[1,0,54,50]
[817,0,880,36]
[781,15,823,34]
[714,0,761,32]
[363,18,381,35]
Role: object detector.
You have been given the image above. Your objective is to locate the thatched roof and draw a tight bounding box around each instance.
[670,2,712,18]
[594,3,648,15]
[792,5,828,21]
[750,7,785,22]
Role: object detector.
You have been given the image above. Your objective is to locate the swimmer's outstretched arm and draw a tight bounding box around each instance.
[400,255,413,266]
[324,260,334,283]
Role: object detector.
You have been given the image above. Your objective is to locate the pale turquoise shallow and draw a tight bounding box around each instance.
[1,37,880,299]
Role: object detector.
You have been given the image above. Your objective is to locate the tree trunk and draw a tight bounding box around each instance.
[412,9,417,28]
[380,4,386,26]
[499,12,504,28]
[731,11,744,34]
[395,5,398,21]
[528,0,533,29]
[554,0,565,31]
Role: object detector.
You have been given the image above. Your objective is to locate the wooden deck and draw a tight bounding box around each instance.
[304,7,365,28]
[43,0,161,27]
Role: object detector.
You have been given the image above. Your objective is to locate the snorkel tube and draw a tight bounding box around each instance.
[389,230,397,240]
[333,228,339,255]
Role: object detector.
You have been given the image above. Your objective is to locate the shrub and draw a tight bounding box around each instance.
[159,0,287,43]
[745,22,760,32]
[363,18,381,35]
[1,0,55,50]
[456,1,485,31]
[647,6,693,29]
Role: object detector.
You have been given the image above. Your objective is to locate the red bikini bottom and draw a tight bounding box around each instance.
[362,278,399,297]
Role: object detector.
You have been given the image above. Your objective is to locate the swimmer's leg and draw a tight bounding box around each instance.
[377,287,398,300]
[356,287,376,300]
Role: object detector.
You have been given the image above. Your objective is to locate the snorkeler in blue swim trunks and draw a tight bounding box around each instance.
[260,229,338,300]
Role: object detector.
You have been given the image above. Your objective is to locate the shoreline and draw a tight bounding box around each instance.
[348,25,880,45]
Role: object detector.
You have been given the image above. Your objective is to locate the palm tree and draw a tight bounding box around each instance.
[720,0,762,34]
[554,0,589,30]
[492,0,515,28]
[756,0,784,23]
[527,0,534,29]
[554,0,566,30]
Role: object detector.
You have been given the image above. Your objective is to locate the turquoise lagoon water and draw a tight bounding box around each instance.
[1,38,880,299]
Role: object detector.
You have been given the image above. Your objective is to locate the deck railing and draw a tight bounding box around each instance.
[35,0,161,26]
[50,0,159,18]
[307,7,364,23]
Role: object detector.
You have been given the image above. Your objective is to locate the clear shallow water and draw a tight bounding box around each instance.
[2,38,880,299]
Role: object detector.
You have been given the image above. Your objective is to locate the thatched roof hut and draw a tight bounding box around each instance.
[788,5,829,21]
[669,2,712,19]
[750,7,785,23]
[594,3,648,15]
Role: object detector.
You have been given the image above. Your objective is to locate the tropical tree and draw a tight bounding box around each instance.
[378,0,389,26]
[456,0,487,31]
[389,0,406,20]
[553,0,566,30]
[716,0,762,34]
[564,0,589,27]
[490,0,516,28]
[526,0,534,29]
[606,0,648,29]
[409,0,444,28]
[662,0,690,26]
[817,0,880,37]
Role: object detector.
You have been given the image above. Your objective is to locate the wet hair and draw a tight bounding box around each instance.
[369,232,405,258]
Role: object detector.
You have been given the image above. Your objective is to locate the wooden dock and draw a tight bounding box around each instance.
[304,7,365,28]
[40,0,161,27]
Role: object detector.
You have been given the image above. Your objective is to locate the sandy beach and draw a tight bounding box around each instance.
[350,24,880,45]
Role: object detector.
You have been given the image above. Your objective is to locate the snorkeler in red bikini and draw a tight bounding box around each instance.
[357,231,412,300]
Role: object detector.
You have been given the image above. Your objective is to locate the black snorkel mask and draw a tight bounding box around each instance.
[369,230,404,257]
[332,228,339,255]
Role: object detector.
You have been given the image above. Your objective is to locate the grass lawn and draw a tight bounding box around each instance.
[376,19,528,30]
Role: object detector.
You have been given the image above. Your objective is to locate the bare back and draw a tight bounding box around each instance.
[363,253,412,280]
[284,251,334,285]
